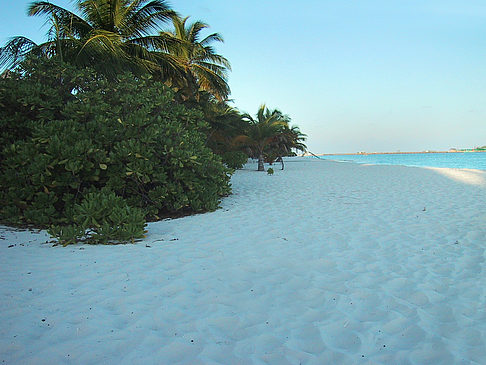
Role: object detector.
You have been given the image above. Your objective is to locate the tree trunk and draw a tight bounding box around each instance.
[257,154,265,171]
[279,156,284,170]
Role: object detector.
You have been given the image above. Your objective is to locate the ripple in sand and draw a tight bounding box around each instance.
[409,340,455,364]
[319,321,362,352]
[289,324,327,354]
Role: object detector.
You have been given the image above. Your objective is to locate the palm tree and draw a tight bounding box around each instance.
[0,0,178,78]
[186,92,247,153]
[237,105,289,171]
[161,15,231,101]
[272,125,307,170]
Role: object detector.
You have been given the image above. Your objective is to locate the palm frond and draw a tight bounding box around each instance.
[130,33,181,52]
[192,64,230,100]
[200,32,224,46]
[161,14,231,100]
[29,1,92,37]
[188,20,209,43]
[0,36,40,69]
[122,0,176,38]
[193,61,228,77]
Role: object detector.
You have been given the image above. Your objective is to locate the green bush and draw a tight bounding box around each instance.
[0,58,88,162]
[221,151,248,169]
[0,58,232,244]
[48,190,146,245]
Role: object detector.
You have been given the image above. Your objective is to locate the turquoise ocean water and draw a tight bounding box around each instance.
[317,152,486,171]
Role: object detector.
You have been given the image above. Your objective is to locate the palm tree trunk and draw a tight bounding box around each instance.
[258,154,265,171]
[279,156,284,170]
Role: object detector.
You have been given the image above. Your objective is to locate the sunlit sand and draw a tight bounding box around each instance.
[1,158,485,364]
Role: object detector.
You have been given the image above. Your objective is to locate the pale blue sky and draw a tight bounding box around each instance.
[1,0,485,153]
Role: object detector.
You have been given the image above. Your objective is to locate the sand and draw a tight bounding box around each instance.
[1,158,485,364]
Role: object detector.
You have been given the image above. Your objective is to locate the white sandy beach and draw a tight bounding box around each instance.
[1,157,485,364]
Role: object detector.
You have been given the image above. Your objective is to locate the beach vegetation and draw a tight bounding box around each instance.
[0,0,178,79]
[161,15,231,102]
[237,105,289,171]
[221,151,249,170]
[265,125,307,170]
[196,95,250,160]
[48,190,146,245]
[0,1,231,103]
[0,2,308,244]
[0,57,231,244]
[236,105,307,171]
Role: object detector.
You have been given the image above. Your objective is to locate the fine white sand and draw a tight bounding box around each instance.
[1,158,485,364]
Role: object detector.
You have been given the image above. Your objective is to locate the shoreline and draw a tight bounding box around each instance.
[307,150,486,156]
[1,158,485,364]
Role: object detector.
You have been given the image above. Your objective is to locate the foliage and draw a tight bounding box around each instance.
[235,105,307,171]
[0,0,179,79]
[272,125,307,157]
[162,16,231,101]
[237,105,289,171]
[48,190,146,245]
[267,168,274,175]
[189,93,249,155]
[265,125,307,169]
[0,1,231,102]
[221,151,248,169]
[0,58,232,243]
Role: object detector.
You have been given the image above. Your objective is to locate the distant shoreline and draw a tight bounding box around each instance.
[308,150,486,157]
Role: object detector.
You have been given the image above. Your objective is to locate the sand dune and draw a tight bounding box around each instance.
[1,158,485,364]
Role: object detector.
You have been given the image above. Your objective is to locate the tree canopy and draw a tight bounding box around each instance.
[1,1,179,78]
[0,1,309,243]
[236,105,306,171]
[161,15,231,101]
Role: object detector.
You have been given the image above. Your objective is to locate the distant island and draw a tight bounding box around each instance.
[305,146,486,156]
[450,146,486,152]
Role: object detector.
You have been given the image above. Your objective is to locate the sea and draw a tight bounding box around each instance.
[316,152,486,171]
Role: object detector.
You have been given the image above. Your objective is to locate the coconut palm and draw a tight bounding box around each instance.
[236,105,289,171]
[271,125,307,170]
[188,93,245,150]
[0,0,179,78]
[161,15,231,101]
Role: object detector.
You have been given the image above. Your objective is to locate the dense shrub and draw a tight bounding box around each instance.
[0,58,232,243]
[0,58,88,162]
[221,151,248,169]
[47,190,146,245]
